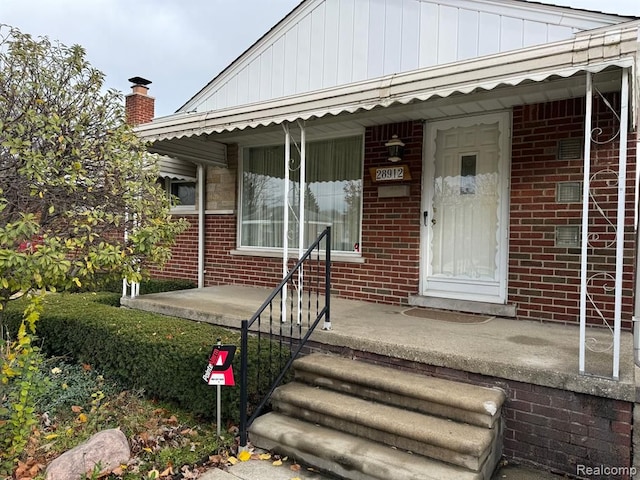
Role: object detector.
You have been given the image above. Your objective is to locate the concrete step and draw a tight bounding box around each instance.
[293,353,505,428]
[270,382,499,473]
[249,412,485,480]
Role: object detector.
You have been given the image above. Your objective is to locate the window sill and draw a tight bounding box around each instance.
[170,207,197,215]
[230,248,365,264]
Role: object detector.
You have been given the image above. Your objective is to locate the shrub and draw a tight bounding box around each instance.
[73,277,196,296]
[3,293,287,422]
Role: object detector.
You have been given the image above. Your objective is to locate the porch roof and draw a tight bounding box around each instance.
[136,21,640,144]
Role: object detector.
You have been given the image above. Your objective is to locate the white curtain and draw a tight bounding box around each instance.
[241,135,362,251]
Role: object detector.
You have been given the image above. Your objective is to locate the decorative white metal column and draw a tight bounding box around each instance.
[579,68,630,380]
[578,73,593,375]
[612,68,629,379]
[296,120,306,325]
[280,121,307,324]
[197,162,206,289]
[282,124,291,323]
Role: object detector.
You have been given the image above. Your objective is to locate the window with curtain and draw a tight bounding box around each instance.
[240,135,363,252]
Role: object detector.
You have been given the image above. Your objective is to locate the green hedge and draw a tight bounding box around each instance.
[3,293,287,422]
[73,277,196,295]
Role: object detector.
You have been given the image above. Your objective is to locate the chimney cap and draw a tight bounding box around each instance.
[128,76,152,86]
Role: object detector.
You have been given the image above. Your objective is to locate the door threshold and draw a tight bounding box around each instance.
[408,295,516,318]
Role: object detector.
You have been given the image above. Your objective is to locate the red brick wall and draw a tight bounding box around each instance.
[150,215,199,283]
[154,121,424,302]
[154,101,637,328]
[347,121,422,303]
[510,95,637,328]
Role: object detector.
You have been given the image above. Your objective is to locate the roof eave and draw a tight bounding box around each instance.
[135,21,640,142]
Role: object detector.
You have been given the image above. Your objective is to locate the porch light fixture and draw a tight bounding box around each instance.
[385,135,405,162]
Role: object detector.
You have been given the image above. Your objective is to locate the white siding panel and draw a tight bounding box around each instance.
[368,0,386,79]
[217,84,228,110]
[458,9,479,60]
[419,2,438,68]
[401,0,420,72]
[337,0,355,84]
[182,0,623,114]
[478,12,501,57]
[248,59,261,103]
[500,16,524,51]
[383,0,403,75]
[323,0,340,87]
[296,15,312,93]
[283,29,298,95]
[237,66,249,106]
[271,36,285,98]
[227,75,238,108]
[309,3,326,91]
[352,0,369,81]
[259,50,273,101]
[548,24,575,43]
[523,20,548,47]
[438,5,458,64]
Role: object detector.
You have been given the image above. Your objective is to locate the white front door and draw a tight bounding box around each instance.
[421,112,510,303]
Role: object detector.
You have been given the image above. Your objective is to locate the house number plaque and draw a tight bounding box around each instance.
[370,165,411,183]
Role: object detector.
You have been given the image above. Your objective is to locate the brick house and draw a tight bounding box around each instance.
[125,1,640,475]
[131,0,638,340]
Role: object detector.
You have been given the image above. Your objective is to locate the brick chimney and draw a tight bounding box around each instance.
[125,77,154,125]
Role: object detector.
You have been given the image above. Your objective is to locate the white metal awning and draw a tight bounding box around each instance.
[136,21,639,143]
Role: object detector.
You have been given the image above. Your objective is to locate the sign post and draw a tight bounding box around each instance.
[202,339,236,438]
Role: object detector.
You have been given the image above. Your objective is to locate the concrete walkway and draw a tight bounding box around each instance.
[197,452,567,479]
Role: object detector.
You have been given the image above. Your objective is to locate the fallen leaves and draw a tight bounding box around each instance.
[13,460,43,480]
[227,448,311,480]
[237,450,252,462]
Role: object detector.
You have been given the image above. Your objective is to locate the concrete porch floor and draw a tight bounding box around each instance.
[121,285,637,478]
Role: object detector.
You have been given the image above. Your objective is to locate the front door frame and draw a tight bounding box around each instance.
[420,111,512,304]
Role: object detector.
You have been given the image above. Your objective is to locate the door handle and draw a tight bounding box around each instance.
[423,211,428,226]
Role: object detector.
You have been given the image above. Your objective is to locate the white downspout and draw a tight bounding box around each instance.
[579,72,593,375]
[197,162,205,289]
[612,68,629,380]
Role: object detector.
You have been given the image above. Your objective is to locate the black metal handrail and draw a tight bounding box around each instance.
[239,226,331,448]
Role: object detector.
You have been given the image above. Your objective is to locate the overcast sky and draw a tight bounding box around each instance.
[2,0,639,117]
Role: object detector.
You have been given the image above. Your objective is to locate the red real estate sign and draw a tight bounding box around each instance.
[202,345,236,386]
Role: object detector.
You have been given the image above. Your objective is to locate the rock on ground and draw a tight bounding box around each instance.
[45,428,130,480]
